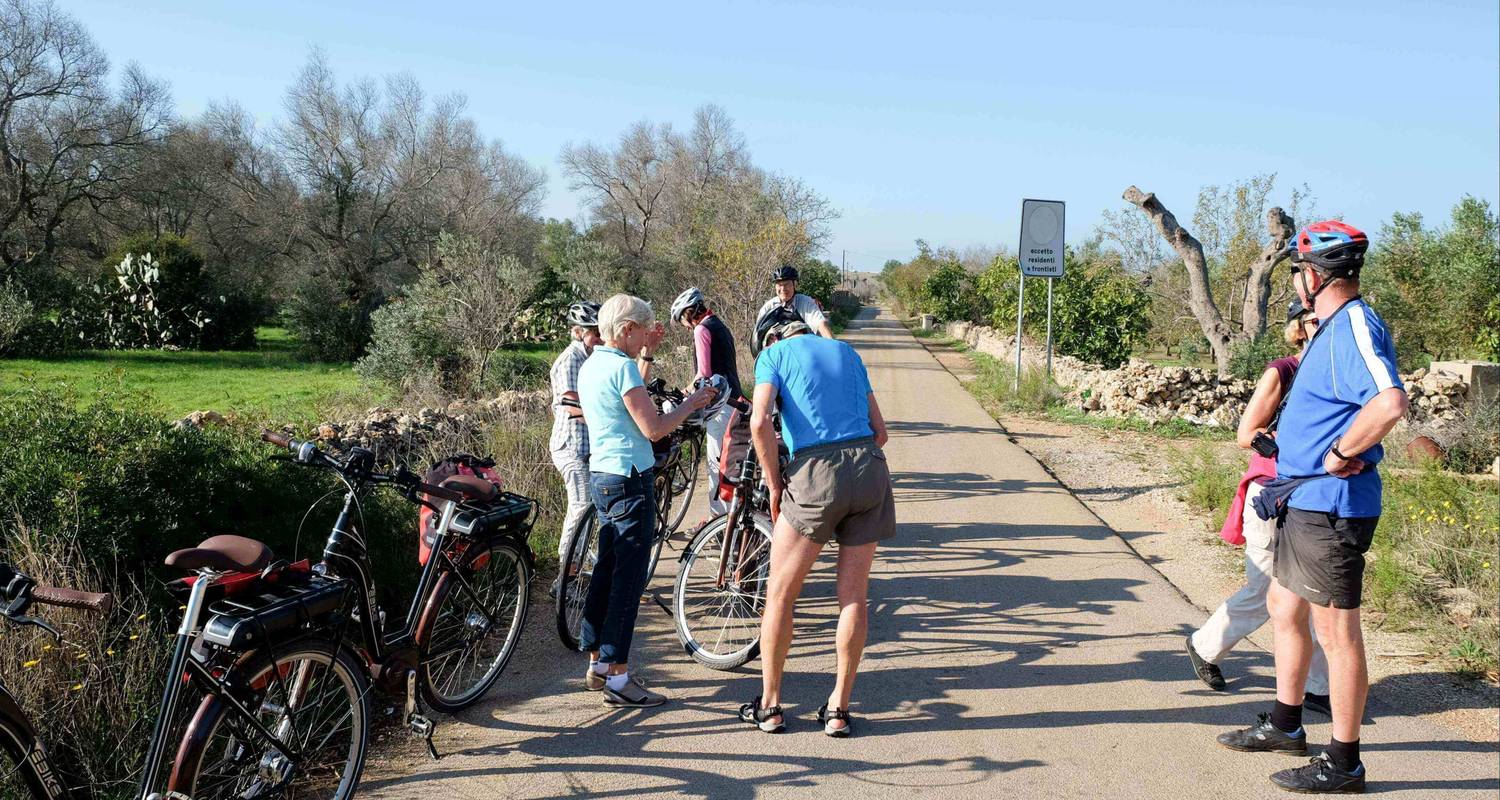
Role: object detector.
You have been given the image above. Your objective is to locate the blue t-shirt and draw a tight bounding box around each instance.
[578,346,654,476]
[1277,299,1404,518]
[753,334,874,455]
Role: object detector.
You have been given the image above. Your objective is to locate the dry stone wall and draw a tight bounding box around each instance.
[943,321,1475,431]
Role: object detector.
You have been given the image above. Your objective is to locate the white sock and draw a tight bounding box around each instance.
[605,671,630,691]
[590,661,608,675]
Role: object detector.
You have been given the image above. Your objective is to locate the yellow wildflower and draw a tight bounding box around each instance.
[22,659,39,668]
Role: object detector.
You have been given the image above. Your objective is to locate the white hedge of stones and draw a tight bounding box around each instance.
[943,321,1470,430]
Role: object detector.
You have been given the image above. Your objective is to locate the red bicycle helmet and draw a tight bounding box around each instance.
[1290,220,1368,277]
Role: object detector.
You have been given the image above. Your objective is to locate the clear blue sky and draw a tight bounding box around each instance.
[67,0,1498,270]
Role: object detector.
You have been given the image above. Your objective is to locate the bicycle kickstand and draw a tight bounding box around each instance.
[405,669,442,760]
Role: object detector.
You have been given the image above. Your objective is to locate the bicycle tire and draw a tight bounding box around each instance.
[645,469,674,585]
[665,435,701,534]
[0,730,56,800]
[168,637,369,800]
[554,508,599,651]
[673,512,772,671]
[416,538,531,713]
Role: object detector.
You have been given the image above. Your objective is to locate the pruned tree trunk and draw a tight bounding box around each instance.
[1241,207,1295,338]
[1123,186,1236,374]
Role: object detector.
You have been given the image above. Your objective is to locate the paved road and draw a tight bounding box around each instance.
[364,307,1498,799]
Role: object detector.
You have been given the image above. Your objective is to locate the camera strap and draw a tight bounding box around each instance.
[1265,296,1360,434]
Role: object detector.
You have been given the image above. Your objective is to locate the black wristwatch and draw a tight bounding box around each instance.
[1330,438,1353,461]
[640,355,655,363]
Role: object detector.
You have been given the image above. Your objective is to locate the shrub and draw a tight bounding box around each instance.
[921,261,983,322]
[0,384,416,597]
[1227,331,1291,381]
[979,251,1150,368]
[356,234,539,403]
[284,268,386,362]
[1443,401,1500,474]
[483,350,549,393]
[797,258,839,308]
[100,234,263,350]
[0,280,33,355]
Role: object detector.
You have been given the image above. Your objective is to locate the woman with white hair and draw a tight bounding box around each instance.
[577,293,717,708]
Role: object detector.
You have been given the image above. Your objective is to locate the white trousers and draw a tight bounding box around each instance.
[703,404,735,516]
[1192,483,1330,696]
[551,450,591,560]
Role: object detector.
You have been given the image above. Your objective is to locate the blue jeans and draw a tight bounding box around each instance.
[579,468,655,664]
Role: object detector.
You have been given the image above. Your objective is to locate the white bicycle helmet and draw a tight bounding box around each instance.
[695,374,730,418]
[567,301,600,328]
[670,287,706,323]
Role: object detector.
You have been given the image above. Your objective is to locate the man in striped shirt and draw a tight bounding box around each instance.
[550,302,602,568]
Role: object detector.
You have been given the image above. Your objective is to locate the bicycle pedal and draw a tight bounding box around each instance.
[407,712,442,760]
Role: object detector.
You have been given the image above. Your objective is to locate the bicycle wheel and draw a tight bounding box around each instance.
[666,435,701,534]
[554,508,598,651]
[0,728,48,800]
[673,512,772,671]
[169,637,369,800]
[645,470,675,585]
[417,538,531,713]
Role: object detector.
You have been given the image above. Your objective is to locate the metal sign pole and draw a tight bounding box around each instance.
[1045,277,1055,377]
[1014,272,1026,392]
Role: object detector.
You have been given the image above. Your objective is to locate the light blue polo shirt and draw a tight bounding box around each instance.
[578,346,653,476]
[1277,299,1403,518]
[754,334,874,455]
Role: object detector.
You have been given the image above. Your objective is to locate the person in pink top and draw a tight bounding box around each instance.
[1187,299,1330,715]
[670,287,745,516]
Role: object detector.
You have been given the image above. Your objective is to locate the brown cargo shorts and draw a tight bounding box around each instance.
[780,437,896,546]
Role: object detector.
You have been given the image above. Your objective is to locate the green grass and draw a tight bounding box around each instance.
[1172,445,1241,531]
[0,327,363,421]
[1369,464,1500,673]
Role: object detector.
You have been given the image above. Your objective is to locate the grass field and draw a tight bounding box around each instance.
[0,328,362,421]
[0,330,568,421]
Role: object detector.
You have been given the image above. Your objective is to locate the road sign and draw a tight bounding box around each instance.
[1019,199,1066,278]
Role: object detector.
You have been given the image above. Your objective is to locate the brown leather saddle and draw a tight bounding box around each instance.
[164,535,273,573]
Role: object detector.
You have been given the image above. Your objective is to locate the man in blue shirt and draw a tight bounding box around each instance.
[1216,222,1408,795]
[737,320,894,737]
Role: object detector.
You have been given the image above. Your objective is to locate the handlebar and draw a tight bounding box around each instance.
[259,429,468,505]
[31,585,114,614]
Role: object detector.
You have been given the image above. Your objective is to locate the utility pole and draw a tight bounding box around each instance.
[841,249,846,285]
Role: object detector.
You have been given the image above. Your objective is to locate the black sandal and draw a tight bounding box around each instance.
[738,696,786,733]
[816,704,853,738]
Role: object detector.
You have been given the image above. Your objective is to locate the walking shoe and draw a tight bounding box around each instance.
[603,675,667,708]
[1270,753,1366,794]
[1216,713,1308,755]
[1186,634,1227,690]
[1303,692,1332,717]
[584,666,606,692]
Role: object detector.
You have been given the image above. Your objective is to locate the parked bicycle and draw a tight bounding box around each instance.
[0,565,113,799]
[672,400,787,670]
[0,431,539,799]
[552,379,706,652]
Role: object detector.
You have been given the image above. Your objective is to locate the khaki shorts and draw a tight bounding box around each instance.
[781,437,896,546]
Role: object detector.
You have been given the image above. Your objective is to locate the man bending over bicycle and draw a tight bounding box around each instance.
[550,302,602,576]
[739,319,893,737]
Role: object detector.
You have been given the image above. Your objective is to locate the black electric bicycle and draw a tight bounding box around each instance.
[2,433,537,799]
[552,380,705,652]
[672,401,786,671]
[0,565,113,799]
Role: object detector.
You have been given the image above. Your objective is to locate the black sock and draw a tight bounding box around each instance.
[1270,701,1303,734]
[1326,738,1361,772]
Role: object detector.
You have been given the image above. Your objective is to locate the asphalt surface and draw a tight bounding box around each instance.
[363,307,1499,799]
